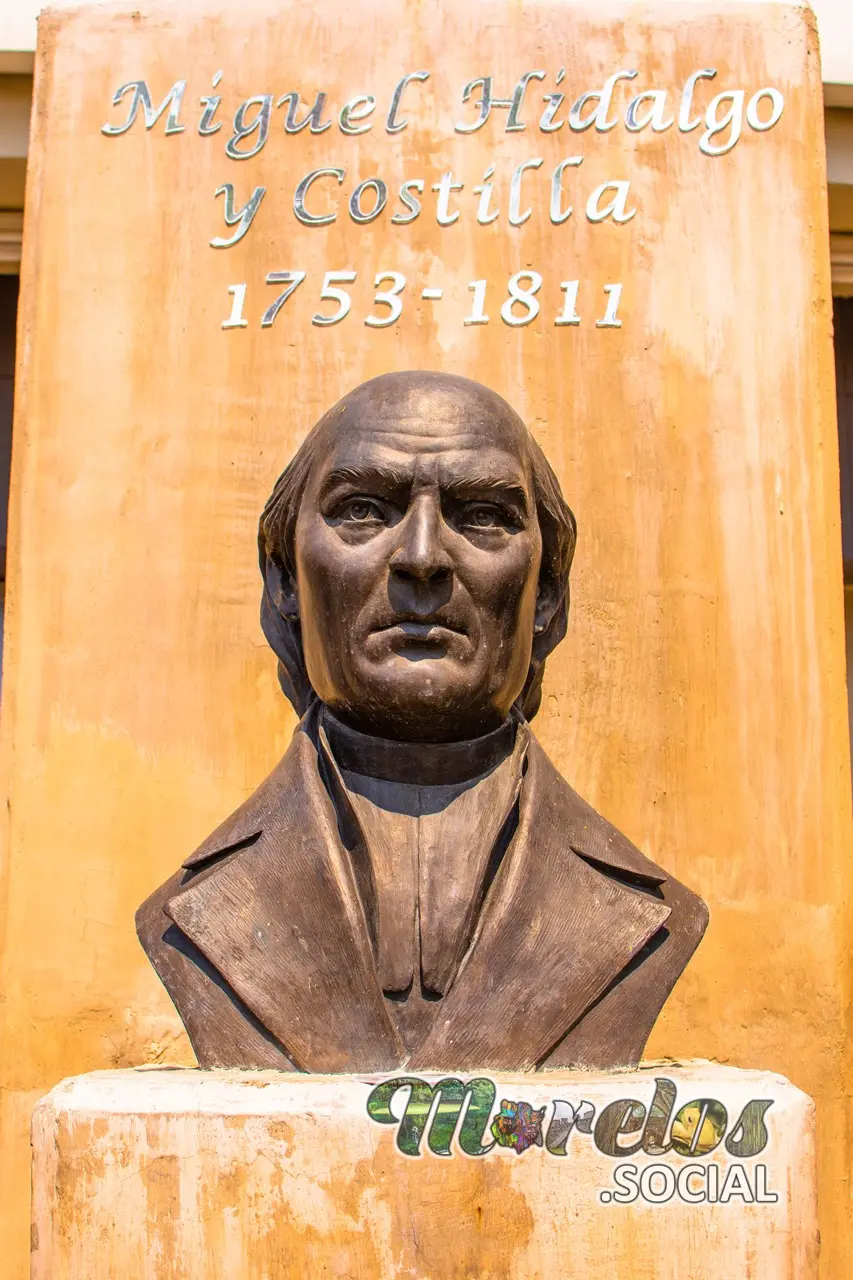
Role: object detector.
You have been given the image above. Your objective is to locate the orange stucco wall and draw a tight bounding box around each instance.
[1,0,851,1274]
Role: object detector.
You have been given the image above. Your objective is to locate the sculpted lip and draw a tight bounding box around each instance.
[373,618,468,638]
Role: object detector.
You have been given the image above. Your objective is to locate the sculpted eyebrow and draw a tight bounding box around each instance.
[322,464,412,491]
[320,465,530,510]
[441,475,530,508]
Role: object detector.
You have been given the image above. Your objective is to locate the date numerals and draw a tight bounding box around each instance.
[463,275,621,328]
[224,270,406,330]
[223,272,623,331]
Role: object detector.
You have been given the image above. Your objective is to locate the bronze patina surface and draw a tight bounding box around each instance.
[137,371,707,1070]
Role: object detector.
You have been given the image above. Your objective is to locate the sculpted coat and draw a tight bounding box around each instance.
[138,708,706,1071]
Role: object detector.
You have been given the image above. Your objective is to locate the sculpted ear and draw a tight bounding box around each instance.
[264,553,299,620]
[532,578,569,669]
[516,575,569,722]
[534,573,563,639]
[259,551,315,717]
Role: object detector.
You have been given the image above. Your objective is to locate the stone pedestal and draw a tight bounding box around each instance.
[31,1063,817,1279]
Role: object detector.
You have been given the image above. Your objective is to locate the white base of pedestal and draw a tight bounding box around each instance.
[31,1062,817,1279]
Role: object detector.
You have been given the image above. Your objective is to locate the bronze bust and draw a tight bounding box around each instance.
[137,371,707,1072]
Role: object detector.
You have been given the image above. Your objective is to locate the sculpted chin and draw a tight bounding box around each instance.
[137,371,708,1073]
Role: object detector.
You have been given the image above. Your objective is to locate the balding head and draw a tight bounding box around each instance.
[311,370,531,448]
[259,371,576,739]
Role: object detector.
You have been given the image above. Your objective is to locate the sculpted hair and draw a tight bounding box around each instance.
[258,403,577,722]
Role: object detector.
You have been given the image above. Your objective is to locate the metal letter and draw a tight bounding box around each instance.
[746,87,784,133]
[221,283,248,330]
[596,283,624,327]
[349,178,388,224]
[210,183,266,248]
[509,158,542,227]
[340,95,376,136]
[473,166,499,225]
[699,90,745,156]
[501,270,542,326]
[625,89,673,132]
[555,280,581,325]
[540,66,566,133]
[506,71,546,131]
[278,91,331,134]
[386,72,430,133]
[455,77,495,134]
[569,70,637,132]
[199,70,223,136]
[432,171,463,226]
[586,181,636,224]
[313,271,357,326]
[226,95,273,160]
[391,179,424,225]
[102,79,187,136]
[540,94,565,133]
[261,271,307,328]
[550,156,581,224]
[464,279,489,325]
[365,272,406,327]
[678,68,717,132]
[293,168,345,226]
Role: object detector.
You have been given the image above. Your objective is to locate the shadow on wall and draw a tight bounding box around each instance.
[833,297,853,778]
[0,275,18,683]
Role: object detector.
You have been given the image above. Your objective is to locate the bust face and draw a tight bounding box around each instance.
[290,373,551,741]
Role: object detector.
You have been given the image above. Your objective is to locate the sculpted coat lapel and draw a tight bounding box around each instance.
[137,711,707,1072]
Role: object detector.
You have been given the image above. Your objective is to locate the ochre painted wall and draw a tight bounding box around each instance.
[1,0,850,1274]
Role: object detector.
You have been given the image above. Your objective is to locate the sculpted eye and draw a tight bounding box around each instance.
[338,498,385,523]
[462,504,505,529]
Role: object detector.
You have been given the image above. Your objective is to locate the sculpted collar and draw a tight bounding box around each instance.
[319,706,517,786]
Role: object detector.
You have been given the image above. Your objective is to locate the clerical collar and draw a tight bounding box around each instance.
[319,706,517,786]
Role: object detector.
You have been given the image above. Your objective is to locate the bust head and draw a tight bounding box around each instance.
[259,371,576,741]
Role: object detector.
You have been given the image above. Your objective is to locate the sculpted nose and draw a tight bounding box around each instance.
[390,496,452,584]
